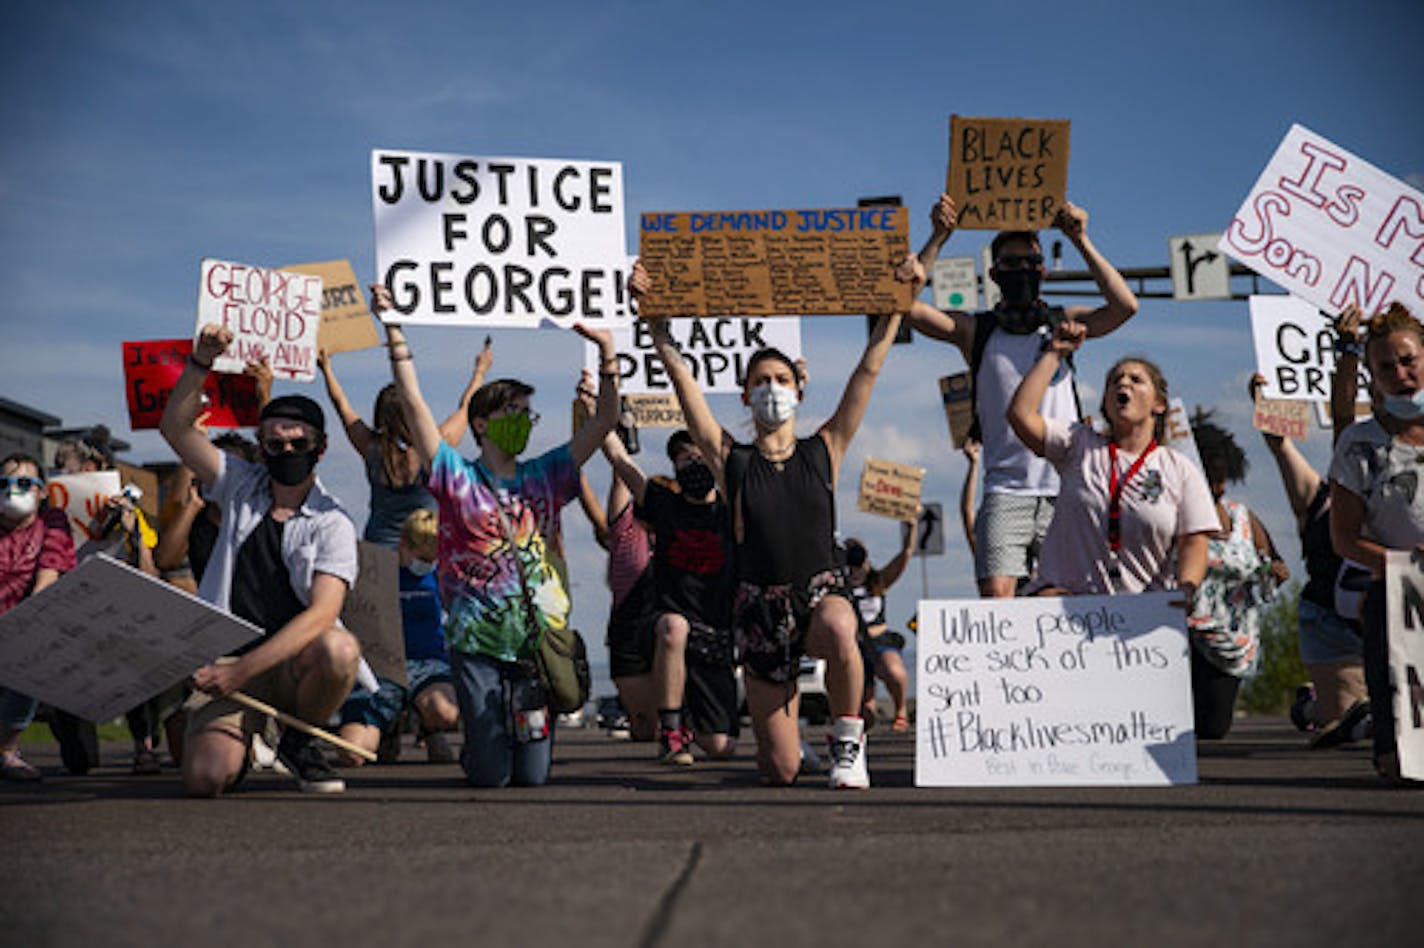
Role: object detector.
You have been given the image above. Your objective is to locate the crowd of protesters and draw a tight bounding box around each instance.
[2,193,1420,792]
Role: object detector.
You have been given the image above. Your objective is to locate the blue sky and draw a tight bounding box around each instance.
[2,1,1420,691]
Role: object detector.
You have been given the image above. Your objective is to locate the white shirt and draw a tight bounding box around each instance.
[975,320,1078,496]
[1329,417,1424,551]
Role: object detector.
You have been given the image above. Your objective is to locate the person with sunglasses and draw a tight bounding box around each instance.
[0,455,77,781]
[909,195,1139,599]
[160,324,360,796]
[373,285,621,788]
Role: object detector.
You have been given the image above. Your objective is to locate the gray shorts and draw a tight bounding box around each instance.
[974,492,1055,581]
[1297,598,1363,665]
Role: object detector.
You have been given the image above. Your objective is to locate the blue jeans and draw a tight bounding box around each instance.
[0,687,38,733]
[450,650,554,788]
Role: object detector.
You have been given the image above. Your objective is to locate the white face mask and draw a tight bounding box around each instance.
[749,382,798,429]
[406,558,436,577]
[1,490,38,520]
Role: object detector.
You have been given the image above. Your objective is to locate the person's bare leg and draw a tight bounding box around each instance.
[746,677,801,785]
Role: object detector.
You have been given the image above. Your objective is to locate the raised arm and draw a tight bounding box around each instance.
[819,253,920,469]
[873,519,918,593]
[1056,202,1139,338]
[1330,305,1363,443]
[915,193,958,276]
[371,285,444,466]
[631,263,733,480]
[960,439,980,556]
[567,325,620,467]
[904,249,974,357]
[438,336,494,447]
[155,474,203,572]
[1007,319,1086,457]
[316,349,376,458]
[159,324,228,486]
[577,473,610,551]
[245,357,274,413]
[1250,373,1321,527]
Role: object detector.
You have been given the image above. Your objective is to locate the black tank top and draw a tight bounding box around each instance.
[725,435,837,586]
[1299,483,1341,610]
[230,514,306,653]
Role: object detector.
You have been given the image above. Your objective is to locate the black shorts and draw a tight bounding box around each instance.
[606,571,655,679]
[685,660,740,738]
[734,567,848,684]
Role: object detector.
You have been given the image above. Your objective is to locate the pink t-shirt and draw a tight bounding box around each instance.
[0,507,77,615]
[606,503,652,607]
[1033,420,1217,595]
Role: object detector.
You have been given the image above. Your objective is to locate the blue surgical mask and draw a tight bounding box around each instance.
[1382,389,1424,420]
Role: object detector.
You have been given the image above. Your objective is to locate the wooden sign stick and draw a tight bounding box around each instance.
[228,690,377,763]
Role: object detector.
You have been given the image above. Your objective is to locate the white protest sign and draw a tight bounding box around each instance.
[915,593,1197,787]
[46,471,122,549]
[1164,398,1204,476]
[1220,124,1424,315]
[372,150,629,329]
[932,256,979,312]
[586,317,802,395]
[197,260,322,381]
[0,555,260,722]
[1249,294,1371,402]
[1385,552,1424,781]
[340,541,407,687]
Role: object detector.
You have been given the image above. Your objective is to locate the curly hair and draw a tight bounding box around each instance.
[1364,301,1423,359]
[1190,407,1247,485]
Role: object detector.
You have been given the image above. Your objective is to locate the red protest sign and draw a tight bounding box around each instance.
[123,339,260,430]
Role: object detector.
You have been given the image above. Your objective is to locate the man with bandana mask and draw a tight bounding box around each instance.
[373,284,621,788]
[0,454,76,780]
[591,420,738,767]
[910,195,1139,598]
[160,323,360,796]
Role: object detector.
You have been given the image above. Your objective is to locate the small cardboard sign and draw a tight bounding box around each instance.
[123,338,261,431]
[0,555,261,722]
[1220,124,1424,316]
[857,457,925,523]
[1385,552,1424,781]
[1252,394,1310,440]
[46,471,122,549]
[1164,398,1204,476]
[947,116,1071,231]
[1249,294,1370,402]
[637,208,911,318]
[587,316,802,395]
[283,259,381,354]
[939,372,974,448]
[197,259,322,381]
[340,541,407,687]
[625,393,684,429]
[915,593,1197,787]
[372,150,629,328]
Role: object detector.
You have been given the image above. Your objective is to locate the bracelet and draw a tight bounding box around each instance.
[390,354,412,363]
[1333,338,1363,357]
[189,355,212,371]
[598,370,619,379]
[600,356,619,367]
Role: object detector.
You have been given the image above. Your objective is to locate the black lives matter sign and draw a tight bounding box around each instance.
[372,150,629,328]
[947,116,1070,231]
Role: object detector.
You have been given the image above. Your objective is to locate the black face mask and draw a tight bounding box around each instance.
[994,268,1042,314]
[265,449,319,487]
[675,460,715,499]
[845,545,867,569]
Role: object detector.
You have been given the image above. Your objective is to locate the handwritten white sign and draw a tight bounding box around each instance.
[915,593,1197,787]
[197,259,322,381]
[1249,294,1371,402]
[1385,552,1424,781]
[46,471,122,549]
[585,317,802,395]
[373,150,629,329]
[0,555,260,722]
[1220,124,1424,315]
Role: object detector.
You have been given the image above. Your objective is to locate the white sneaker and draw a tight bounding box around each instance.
[827,718,869,790]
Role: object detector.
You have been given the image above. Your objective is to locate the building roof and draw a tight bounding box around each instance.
[0,395,62,428]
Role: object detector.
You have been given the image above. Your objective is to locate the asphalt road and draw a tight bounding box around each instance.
[2,716,1420,948]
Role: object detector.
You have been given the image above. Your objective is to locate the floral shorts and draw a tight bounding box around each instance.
[734,568,848,683]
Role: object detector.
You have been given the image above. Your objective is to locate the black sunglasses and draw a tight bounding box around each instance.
[261,437,316,456]
[996,253,1044,269]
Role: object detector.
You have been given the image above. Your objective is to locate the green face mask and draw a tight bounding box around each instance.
[484,411,532,456]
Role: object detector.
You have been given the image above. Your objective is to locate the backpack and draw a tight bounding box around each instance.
[964,305,1080,443]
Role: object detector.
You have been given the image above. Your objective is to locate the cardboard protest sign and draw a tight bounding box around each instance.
[586,317,802,395]
[626,393,684,429]
[372,150,628,329]
[1385,552,1424,781]
[939,372,973,448]
[0,555,260,722]
[340,541,407,687]
[1249,294,1370,402]
[123,338,260,431]
[1220,124,1424,315]
[947,116,1071,231]
[196,260,322,381]
[283,260,381,354]
[1164,398,1204,476]
[46,471,122,548]
[915,593,1197,787]
[1252,393,1310,440]
[637,208,911,318]
[857,457,925,523]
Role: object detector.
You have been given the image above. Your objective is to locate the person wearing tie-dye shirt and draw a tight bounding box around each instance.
[374,283,621,788]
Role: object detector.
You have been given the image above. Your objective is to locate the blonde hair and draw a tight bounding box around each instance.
[400,508,438,560]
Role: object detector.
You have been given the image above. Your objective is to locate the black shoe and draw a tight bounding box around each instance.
[1310,700,1371,750]
[48,709,100,775]
[275,730,345,793]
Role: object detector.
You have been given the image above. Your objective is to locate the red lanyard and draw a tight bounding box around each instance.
[1106,440,1157,557]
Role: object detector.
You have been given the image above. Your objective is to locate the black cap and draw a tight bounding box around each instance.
[259,395,326,433]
